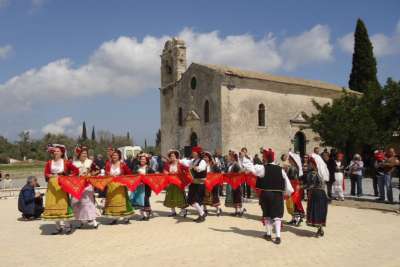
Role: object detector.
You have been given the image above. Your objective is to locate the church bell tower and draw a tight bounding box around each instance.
[161,38,187,88]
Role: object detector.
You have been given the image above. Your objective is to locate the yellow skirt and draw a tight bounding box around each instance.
[104,182,134,217]
[286,198,295,216]
[42,176,73,220]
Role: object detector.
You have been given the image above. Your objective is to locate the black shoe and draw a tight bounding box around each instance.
[320,228,324,237]
[263,234,272,241]
[93,224,99,229]
[109,219,118,225]
[168,212,177,217]
[182,210,188,218]
[65,228,73,235]
[295,218,303,227]
[194,215,206,223]
[274,237,281,245]
[51,228,62,235]
[140,216,149,221]
[238,208,247,217]
[286,219,295,225]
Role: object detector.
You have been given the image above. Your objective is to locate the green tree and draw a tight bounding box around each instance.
[18,131,31,160]
[309,93,379,157]
[155,129,161,149]
[348,18,380,92]
[91,126,96,141]
[81,121,87,140]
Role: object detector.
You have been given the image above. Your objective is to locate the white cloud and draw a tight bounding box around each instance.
[0,26,335,111]
[41,116,76,135]
[0,45,12,59]
[280,25,333,70]
[338,20,400,57]
[180,28,282,72]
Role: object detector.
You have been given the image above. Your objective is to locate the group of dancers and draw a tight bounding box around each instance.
[41,144,329,244]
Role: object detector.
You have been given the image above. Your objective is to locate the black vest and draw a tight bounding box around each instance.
[192,159,207,179]
[256,164,285,191]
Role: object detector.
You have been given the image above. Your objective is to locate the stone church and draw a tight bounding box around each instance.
[160,38,356,158]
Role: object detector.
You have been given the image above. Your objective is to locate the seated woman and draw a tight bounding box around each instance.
[18,176,44,220]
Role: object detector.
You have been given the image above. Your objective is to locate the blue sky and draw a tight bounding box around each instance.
[0,0,399,145]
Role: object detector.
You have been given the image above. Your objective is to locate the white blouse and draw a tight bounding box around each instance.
[110,164,121,176]
[169,163,178,174]
[51,160,64,174]
[73,159,93,176]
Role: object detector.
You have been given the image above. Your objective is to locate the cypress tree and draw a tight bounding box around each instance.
[348,18,380,92]
[81,121,87,140]
[91,126,96,141]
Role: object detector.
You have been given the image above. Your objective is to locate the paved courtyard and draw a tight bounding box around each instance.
[1,193,399,267]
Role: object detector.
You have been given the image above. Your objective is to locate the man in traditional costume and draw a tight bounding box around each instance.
[249,148,293,244]
[43,144,79,235]
[185,146,207,223]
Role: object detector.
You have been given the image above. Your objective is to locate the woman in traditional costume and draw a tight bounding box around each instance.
[43,144,79,235]
[104,150,134,224]
[225,151,246,217]
[71,146,98,229]
[163,150,189,217]
[305,155,329,237]
[131,154,154,221]
[285,152,305,226]
[202,151,222,216]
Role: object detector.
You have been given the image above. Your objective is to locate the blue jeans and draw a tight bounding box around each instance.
[378,174,393,202]
[350,174,363,196]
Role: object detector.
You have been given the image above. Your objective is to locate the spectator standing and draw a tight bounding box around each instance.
[377,148,399,203]
[348,154,364,197]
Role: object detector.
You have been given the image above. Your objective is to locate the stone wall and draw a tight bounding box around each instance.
[160,64,224,155]
[220,76,334,157]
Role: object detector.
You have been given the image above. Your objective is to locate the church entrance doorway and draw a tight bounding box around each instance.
[294,131,306,159]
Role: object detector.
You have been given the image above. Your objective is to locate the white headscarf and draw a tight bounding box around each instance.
[288,152,303,177]
[311,153,329,182]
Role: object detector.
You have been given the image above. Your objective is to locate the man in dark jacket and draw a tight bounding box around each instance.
[18,176,44,220]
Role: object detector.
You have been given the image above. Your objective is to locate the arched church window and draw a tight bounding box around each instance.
[204,100,210,123]
[190,76,197,90]
[258,104,266,127]
[178,107,183,126]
